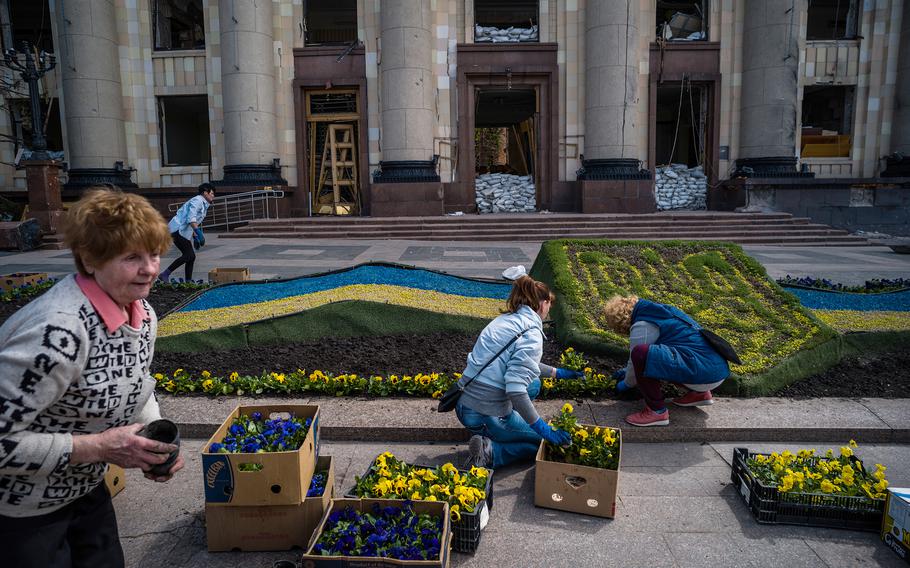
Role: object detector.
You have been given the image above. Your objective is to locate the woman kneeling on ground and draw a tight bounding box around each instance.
[604,295,730,427]
[0,188,184,567]
[459,276,584,469]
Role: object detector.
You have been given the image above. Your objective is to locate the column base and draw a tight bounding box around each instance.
[579,179,656,214]
[63,166,138,190]
[733,157,814,178]
[372,159,440,183]
[576,159,651,180]
[214,163,288,186]
[368,182,444,216]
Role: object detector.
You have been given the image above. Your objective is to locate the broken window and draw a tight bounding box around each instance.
[656,1,708,41]
[153,0,205,51]
[5,0,54,53]
[806,0,859,40]
[157,96,211,166]
[474,0,539,43]
[304,0,357,46]
[800,85,855,158]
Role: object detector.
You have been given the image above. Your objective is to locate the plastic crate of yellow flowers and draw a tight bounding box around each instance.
[731,442,889,531]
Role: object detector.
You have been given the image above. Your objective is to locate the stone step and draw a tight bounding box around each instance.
[40,233,66,251]
[230,222,842,237]
[227,227,853,241]
[224,231,868,245]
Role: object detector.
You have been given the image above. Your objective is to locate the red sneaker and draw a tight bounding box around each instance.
[672,390,714,407]
[625,407,670,427]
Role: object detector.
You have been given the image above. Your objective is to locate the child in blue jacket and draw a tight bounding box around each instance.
[603,295,730,427]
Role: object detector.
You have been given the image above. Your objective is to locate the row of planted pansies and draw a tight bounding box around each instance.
[156,348,618,398]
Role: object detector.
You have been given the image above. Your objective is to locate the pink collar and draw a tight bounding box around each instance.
[75,274,149,333]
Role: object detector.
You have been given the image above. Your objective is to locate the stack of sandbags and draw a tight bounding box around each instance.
[474,24,539,43]
[475,173,536,213]
[655,164,707,211]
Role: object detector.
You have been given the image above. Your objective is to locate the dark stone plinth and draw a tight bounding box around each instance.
[64,165,138,189]
[0,218,41,251]
[372,158,441,183]
[579,179,656,213]
[368,182,444,216]
[215,163,288,186]
[881,155,910,178]
[733,156,814,178]
[23,160,64,233]
[576,158,651,180]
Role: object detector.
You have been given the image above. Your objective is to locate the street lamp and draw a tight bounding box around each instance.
[3,42,57,162]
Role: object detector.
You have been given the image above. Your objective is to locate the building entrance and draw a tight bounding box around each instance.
[473,87,538,213]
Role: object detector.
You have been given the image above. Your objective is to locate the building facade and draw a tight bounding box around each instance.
[1,0,908,221]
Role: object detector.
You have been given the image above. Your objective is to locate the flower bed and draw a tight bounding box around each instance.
[777,276,910,294]
[158,263,511,339]
[347,452,492,553]
[302,499,450,567]
[154,348,618,398]
[730,444,889,531]
[531,240,839,395]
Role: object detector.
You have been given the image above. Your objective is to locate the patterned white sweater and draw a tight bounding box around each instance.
[0,275,161,517]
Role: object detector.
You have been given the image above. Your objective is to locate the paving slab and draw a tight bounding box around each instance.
[113,440,909,568]
[159,394,910,443]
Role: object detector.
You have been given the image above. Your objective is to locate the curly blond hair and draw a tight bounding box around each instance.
[602,295,639,335]
[63,188,171,276]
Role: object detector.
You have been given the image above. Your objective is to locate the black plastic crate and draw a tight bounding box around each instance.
[345,456,494,554]
[731,447,885,532]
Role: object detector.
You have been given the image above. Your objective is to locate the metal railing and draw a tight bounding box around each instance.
[168,188,285,231]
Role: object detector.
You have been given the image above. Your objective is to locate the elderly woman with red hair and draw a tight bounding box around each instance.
[0,188,184,567]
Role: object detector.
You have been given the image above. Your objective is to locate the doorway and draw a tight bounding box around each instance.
[654,80,710,210]
[473,87,538,213]
[304,89,362,215]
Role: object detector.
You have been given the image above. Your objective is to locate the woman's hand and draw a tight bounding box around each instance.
[71,424,177,471]
[144,454,184,483]
[555,368,585,380]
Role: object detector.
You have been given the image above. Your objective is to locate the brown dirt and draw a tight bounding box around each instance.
[2,285,906,397]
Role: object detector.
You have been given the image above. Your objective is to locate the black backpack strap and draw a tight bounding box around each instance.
[458,326,535,391]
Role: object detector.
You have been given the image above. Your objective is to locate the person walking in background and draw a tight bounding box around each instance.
[0,188,184,567]
[603,295,731,427]
[457,275,581,469]
[159,182,215,282]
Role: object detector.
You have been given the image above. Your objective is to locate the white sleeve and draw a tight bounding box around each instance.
[0,312,89,477]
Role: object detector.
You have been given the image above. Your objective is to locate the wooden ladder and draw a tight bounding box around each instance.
[314,124,359,215]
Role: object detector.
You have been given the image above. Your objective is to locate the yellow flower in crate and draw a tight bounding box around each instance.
[546,402,620,471]
[746,442,891,500]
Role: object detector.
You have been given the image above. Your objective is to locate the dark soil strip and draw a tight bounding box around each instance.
[774,351,910,398]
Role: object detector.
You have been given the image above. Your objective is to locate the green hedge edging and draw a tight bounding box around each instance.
[156,300,492,353]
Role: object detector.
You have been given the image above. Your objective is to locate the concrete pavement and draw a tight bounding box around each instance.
[2,236,909,283]
[115,439,910,568]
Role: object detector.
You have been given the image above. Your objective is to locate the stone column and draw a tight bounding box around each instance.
[736,0,805,176]
[374,0,439,182]
[583,0,639,167]
[55,0,135,188]
[883,0,910,175]
[578,0,652,213]
[218,0,284,185]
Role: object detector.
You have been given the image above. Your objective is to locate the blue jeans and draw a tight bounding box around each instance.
[456,379,542,468]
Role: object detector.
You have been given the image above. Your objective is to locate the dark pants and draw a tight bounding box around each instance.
[0,482,125,568]
[165,231,195,280]
[631,344,668,412]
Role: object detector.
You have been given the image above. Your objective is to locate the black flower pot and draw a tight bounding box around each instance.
[140,419,180,476]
